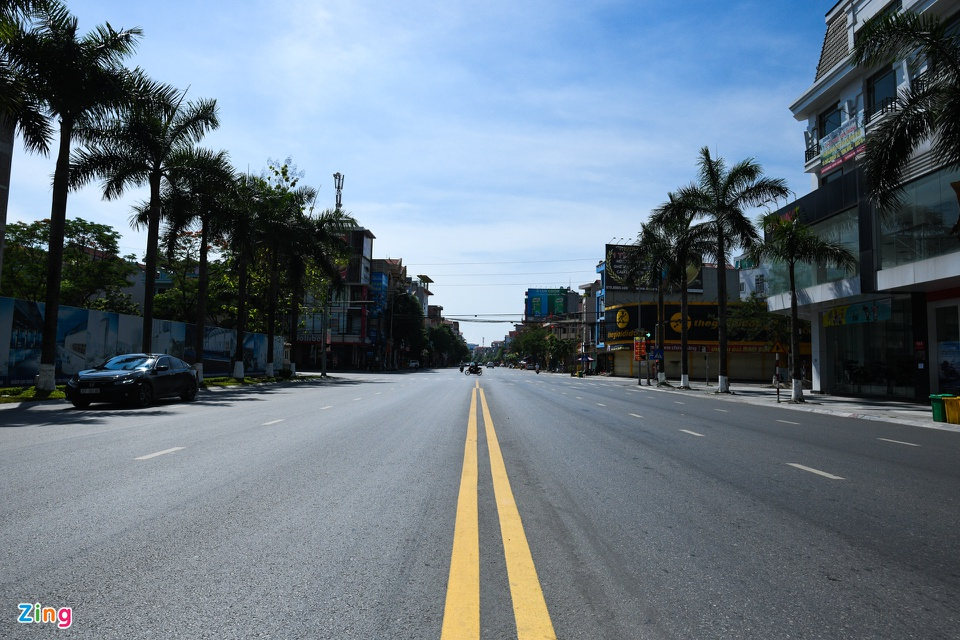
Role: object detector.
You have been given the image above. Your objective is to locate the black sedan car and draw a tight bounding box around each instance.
[64,353,199,408]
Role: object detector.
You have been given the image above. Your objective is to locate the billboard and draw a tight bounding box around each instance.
[605,243,704,293]
[604,244,638,291]
[525,288,572,318]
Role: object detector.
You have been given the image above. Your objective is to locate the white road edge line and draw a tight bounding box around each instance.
[262,419,284,426]
[878,437,920,447]
[714,409,728,412]
[777,419,800,425]
[629,413,643,419]
[679,429,705,437]
[135,447,184,461]
[596,403,606,407]
[787,463,845,480]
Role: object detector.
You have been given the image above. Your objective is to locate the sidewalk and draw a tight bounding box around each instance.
[601,376,957,432]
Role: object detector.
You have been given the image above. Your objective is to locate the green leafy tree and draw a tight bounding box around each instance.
[674,147,790,392]
[3,2,141,390]
[852,9,960,237]
[152,228,201,324]
[428,323,468,367]
[726,292,792,344]
[390,292,427,365]
[546,333,577,371]
[754,211,856,402]
[512,325,549,365]
[2,217,138,309]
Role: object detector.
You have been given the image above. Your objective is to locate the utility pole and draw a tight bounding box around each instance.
[322,172,344,377]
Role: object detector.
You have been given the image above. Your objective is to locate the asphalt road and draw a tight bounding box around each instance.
[1,368,958,639]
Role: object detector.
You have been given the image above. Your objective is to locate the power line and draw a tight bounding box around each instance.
[422,270,590,277]
[406,258,598,266]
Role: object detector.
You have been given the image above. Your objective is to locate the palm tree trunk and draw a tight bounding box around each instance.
[0,116,14,293]
[233,253,247,380]
[265,247,278,377]
[657,281,666,384]
[141,173,162,354]
[789,262,804,402]
[37,121,73,391]
[193,221,209,381]
[680,283,690,388]
[288,279,301,375]
[716,234,730,392]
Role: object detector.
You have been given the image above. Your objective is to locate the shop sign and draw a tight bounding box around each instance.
[823,299,892,326]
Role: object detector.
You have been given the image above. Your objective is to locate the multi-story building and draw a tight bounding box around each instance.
[295,227,376,370]
[579,279,602,372]
[770,0,960,400]
[372,257,407,370]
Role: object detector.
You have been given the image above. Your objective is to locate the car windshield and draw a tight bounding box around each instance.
[99,355,154,371]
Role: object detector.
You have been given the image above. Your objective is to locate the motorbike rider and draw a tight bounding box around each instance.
[535,362,540,374]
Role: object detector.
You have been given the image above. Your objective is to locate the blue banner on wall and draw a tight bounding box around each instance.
[0,296,284,385]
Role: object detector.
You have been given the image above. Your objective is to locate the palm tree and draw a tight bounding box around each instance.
[71,78,219,353]
[852,9,960,230]
[161,149,234,380]
[0,0,54,290]
[674,147,790,393]
[3,3,141,390]
[649,193,714,389]
[225,172,266,380]
[755,210,856,402]
[632,223,672,384]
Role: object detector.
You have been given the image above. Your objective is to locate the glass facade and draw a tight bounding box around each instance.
[879,166,960,268]
[823,295,915,397]
[766,207,860,297]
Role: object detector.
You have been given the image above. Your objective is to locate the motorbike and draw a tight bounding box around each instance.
[464,364,483,376]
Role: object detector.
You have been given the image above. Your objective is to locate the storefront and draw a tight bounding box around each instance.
[820,295,918,398]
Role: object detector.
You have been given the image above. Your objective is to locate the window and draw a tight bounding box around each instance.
[879,165,960,267]
[818,105,842,141]
[867,67,897,122]
[754,275,766,295]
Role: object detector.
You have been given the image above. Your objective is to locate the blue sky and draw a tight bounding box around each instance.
[8,0,836,347]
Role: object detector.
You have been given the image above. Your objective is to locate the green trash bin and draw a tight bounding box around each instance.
[930,394,952,422]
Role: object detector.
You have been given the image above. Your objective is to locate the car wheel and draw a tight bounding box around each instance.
[71,399,90,409]
[134,383,153,408]
[181,378,198,402]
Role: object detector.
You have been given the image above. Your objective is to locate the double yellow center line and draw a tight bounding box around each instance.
[441,381,556,639]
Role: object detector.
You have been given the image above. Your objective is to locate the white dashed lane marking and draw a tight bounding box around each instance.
[135,447,184,461]
[787,463,844,480]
